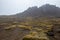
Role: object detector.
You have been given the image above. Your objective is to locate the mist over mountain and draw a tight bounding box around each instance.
[0,4,60,40]
[0,4,60,18]
[15,4,60,18]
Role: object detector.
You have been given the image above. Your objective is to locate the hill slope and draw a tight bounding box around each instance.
[15,4,60,18]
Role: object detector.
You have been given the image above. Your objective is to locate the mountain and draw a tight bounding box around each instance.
[0,4,60,23]
[0,4,60,40]
[15,4,60,18]
[0,4,60,18]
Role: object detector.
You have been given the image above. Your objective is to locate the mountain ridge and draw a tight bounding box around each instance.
[0,4,60,18]
[15,4,60,18]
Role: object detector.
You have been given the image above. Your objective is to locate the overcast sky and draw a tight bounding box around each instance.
[0,0,60,15]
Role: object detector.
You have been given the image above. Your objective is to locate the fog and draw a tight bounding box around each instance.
[0,0,60,15]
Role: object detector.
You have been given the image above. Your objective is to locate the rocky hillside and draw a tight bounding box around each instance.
[15,4,60,18]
